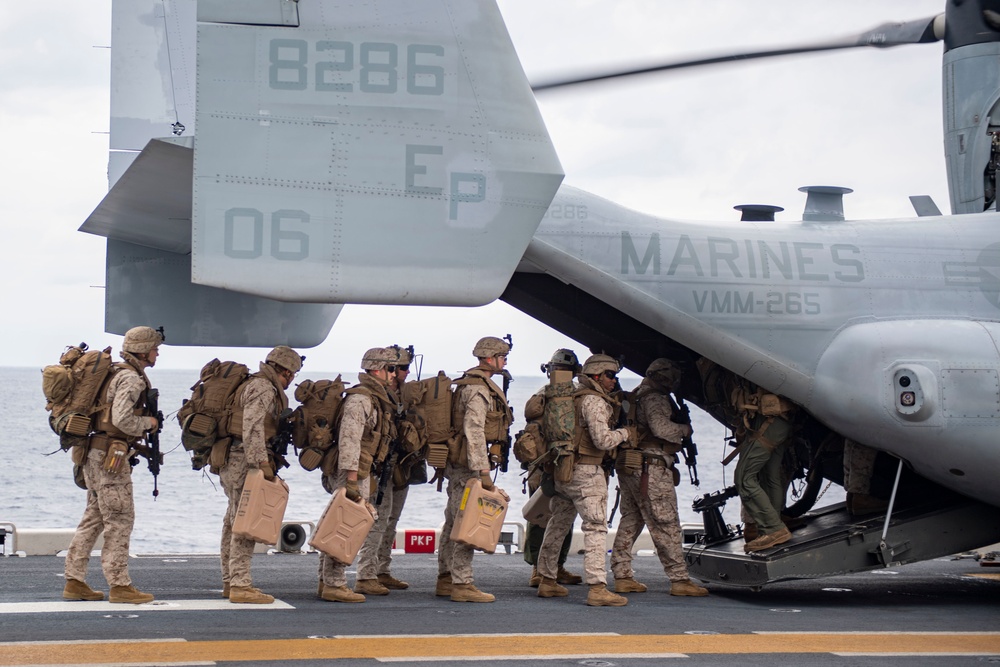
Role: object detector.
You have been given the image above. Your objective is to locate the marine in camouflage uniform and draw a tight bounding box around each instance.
[64,326,163,604]
[537,354,630,607]
[318,347,396,603]
[221,346,300,605]
[436,336,512,603]
[355,345,415,595]
[610,359,708,597]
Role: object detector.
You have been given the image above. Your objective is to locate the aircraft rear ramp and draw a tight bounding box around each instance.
[684,497,1000,589]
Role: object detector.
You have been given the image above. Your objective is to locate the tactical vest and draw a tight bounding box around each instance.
[572,377,621,465]
[93,362,151,444]
[228,367,288,443]
[730,378,796,446]
[633,381,682,455]
[340,374,396,477]
[450,367,513,468]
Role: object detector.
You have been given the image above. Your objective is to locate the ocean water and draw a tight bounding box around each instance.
[3,366,825,554]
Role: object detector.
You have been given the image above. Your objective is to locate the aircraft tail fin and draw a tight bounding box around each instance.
[190,0,563,306]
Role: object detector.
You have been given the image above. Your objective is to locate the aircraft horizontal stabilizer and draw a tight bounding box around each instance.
[105,239,341,347]
[191,1,563,306]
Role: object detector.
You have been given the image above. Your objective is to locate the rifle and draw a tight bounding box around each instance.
[144,387,163,499]
[268,408,295,471]
[673,398,700,487]
[497,367,514,473]
[376,403,407,506]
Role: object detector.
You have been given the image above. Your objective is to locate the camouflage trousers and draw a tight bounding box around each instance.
[437,464,478,585]
[523,472,571,567]
[318,471,372,588]
[844,439,877,494]
[538,463,609,586]
[220,447,256,588]
[735,417,791,535]
[65,447,135,587]
[611,463,689,582]
[356,479,409,580]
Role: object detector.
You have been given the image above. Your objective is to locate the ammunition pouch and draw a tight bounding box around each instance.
[426,442,450,469]
[181,412,218,452]
[70,442,89,466]
[209,437,231,473]
[615,448,643,475]
[298,446,325,471]
[320,446,339,475]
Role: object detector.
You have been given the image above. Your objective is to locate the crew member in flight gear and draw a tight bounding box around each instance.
[537,354,631,607]
[64,325,163,604]
[319,347,397,603]
[610,359,708,597]
[355,345,415,595]
[436,336,513,603]
[843,438,889,516]
[733,381,796,553]
[222,345,302,605]
[524,349,582,589]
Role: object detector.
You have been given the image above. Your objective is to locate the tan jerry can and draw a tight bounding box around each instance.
[232,469,289,545]
[521,486,553,526]
[450,478,509,554]
[309,488,377,564]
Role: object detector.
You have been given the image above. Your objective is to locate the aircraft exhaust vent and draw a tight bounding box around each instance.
[733,204,784,221]
[799,185,853,222]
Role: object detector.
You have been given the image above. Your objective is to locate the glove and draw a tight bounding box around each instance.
[681,424,693,439]
[480,473,495,491]
[260,461,275,481]
[144,416,159,432]
[345,478,362,502]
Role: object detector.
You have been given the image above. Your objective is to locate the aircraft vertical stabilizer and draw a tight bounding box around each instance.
[191,1,563,305]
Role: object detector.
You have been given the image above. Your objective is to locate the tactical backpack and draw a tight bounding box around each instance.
[42,343,116,449]
[402,371,455,473]
[542,369,577,481]
[176,359,251,470]
[291,377,345,472]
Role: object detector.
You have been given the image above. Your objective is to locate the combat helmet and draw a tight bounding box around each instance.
[543,348,580,374]
[646,358,682,391]
[361,347,396,371]
[123,326,164,354]
[472,336,510,359]
[581,354,620,376]
[266,345,304,373]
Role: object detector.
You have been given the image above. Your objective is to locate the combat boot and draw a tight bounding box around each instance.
[63,579,104,601]
[743,522,759,542]
[109,585,154,604]
[614,577,647,593]
[229,586,274,604]
[537,577,568,598]
[450,583,495,603]
[378,573,409,590]
[670,580,709,597]
[586,584,628,607]
[322,585,365,603]
[317,581,325,598]
[435,573,453,597]
[556,566,583,585]
[848,493,889,517]
[222,583,230,599]
[744,526,792,553]
[355,579,390,596]
[528,566,541,588]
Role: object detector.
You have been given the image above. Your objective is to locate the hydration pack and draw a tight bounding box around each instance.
[291,377,345,471]
[402,371,455,472]
[176,359,251,470]
[42,343,116,449]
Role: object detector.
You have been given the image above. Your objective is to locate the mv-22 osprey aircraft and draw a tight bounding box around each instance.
[82,1,1000,586]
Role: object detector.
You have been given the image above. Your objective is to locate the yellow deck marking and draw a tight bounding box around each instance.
[1,633,999,665]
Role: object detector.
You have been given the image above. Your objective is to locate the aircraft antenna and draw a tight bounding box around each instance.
[159,1,185,136]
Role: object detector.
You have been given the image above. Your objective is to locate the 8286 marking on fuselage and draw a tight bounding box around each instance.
[692,290,822,315]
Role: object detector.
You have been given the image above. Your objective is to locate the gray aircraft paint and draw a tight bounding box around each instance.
[81,0,1000,508]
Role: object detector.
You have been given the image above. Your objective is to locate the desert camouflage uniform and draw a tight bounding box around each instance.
[220,363,285,589]
[437,377,494,586]
[357,383,411,581]
[843,438,877,494]
[611,380,691,583]
[538,379,629,585]
[318,382,386,588]
[65,360,152,587]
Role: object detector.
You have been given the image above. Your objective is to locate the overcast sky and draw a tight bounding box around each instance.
[0,1,947,376]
